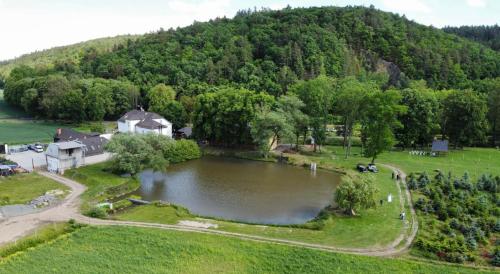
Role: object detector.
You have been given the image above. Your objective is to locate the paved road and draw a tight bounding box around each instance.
[0,168,418,257]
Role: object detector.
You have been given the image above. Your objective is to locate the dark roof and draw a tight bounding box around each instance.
[118,110,163,122]
[54,128,99,141]
[54,128,107,156]
[177,127,192,137]
[432,140,449,152]
[136,119,163,130]
[52,141,86,150]
[80,136,108,156]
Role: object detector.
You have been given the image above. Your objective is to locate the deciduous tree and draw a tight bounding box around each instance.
[335,173,378,216]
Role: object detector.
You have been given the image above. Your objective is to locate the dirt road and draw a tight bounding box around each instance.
[0,168,417,257]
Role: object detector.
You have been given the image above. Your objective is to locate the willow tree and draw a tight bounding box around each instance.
[335,173,378,216]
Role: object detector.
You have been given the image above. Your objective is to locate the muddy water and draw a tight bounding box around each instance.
[136,156,340,225]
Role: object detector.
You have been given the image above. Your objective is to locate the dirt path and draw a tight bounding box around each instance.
[0,172,86,245]
[0,168,418,257]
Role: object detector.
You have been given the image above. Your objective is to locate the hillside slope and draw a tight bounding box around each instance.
[443,25,500,51]
[0,35,140,77]
[76,6,500,91]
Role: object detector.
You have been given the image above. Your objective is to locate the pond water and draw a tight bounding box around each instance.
[135,156,340,225]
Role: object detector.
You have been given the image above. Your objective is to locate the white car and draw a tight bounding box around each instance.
[29,144,44,153]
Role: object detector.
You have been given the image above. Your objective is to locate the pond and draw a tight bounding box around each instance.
[135,156,340,225]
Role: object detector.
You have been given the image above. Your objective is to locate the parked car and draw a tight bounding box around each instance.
[367,163,378,173]
[356,164,368,173]
[28,144,44,153]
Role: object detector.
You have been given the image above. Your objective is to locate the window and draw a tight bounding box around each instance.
[68,148,73,156]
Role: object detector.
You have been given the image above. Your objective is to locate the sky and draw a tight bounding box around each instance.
[0,0,499,61]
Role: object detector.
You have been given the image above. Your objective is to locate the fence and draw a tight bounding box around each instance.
[7,145,29,154]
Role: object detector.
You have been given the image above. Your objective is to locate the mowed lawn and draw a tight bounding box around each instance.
[0,226,492,274]
[377,147,500,179]
[0,173,68,205]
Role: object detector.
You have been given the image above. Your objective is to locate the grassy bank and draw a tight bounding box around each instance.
[0,173,69,205]
[0,225,493,273]
[64,162,139,212]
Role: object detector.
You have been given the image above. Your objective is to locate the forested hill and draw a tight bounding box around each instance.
[75,6,500,92]
[443,25,500,51]
[3,6,500,92]
[0,35,139,77]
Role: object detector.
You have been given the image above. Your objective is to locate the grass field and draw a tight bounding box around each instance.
[377,147,500,179]
[283,145,500,179]
[0,90,116,145]
[0,120,68,145]
[0,173,69,205]
[0,225,493,273]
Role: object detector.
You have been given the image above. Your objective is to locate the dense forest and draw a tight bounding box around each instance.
[2,6,500,151]
[443,25,500,51]
[0,35,139,77]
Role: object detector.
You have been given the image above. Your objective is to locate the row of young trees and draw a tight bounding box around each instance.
[410,171,499,265]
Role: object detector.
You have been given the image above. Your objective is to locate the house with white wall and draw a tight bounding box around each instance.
[117,110,172,137]
[46,141,86,174]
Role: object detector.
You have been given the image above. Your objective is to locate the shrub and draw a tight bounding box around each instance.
[113,199,133,211]
[86,206,107,218]
[492,248,500,267]
[164,139,201,163]
[418,172,430,188]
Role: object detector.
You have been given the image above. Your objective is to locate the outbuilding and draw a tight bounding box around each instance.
[46,141,86,174]
[54,128,108,156]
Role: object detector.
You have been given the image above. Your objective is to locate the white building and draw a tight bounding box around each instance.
[46,141,86,174]
[117,110,172,137]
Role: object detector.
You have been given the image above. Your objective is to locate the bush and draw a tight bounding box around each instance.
[492,248,500,267]
[113,199,133,211]
[86,206,107,218]
[164,139,201,163]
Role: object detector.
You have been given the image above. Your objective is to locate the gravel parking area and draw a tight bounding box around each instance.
[6,150,47,171]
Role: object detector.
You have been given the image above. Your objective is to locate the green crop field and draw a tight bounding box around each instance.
[0,226,492,274]
[0,120,67,145]
[0,173,69,205]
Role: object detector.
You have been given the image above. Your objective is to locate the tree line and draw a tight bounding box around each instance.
[443,25,500,52]
[192,75,497,161]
